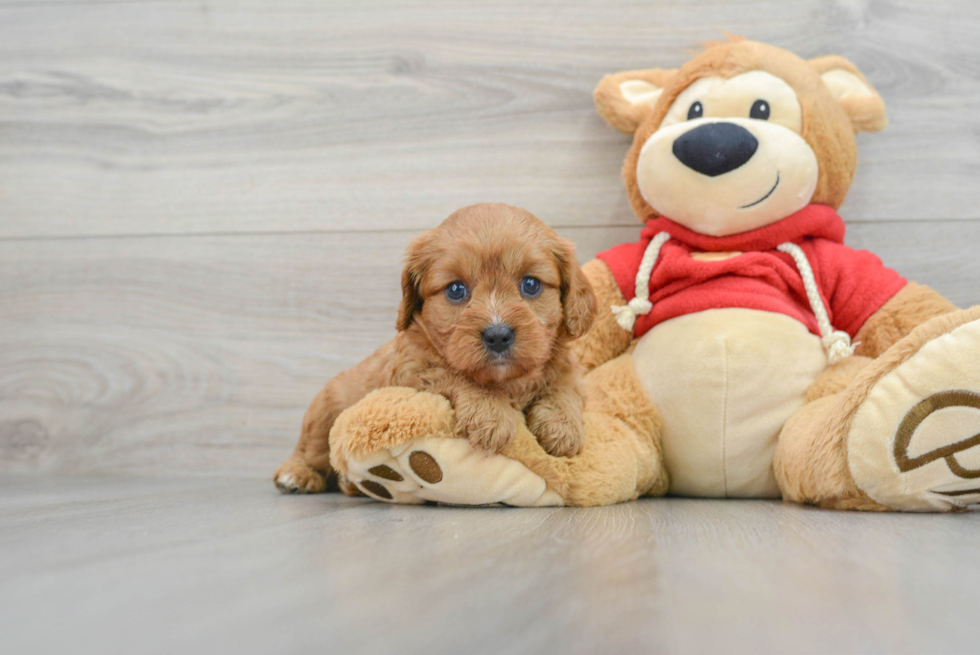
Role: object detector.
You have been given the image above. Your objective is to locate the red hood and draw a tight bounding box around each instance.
[640,204,845,252]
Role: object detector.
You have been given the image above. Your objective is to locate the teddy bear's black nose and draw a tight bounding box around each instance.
[672,122,759,177]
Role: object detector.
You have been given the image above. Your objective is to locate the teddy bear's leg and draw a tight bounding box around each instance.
[775,307,980,512]
[773,361,887,512]
[514,352,668,506]
[571,353,670,502]
[327,354,668,506]
[328,387,568,506]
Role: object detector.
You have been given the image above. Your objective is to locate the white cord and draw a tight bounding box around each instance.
[777,242,855,364]
[611,235,854,364]
[611,231,671,331]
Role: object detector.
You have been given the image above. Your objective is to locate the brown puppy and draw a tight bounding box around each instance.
[274,203,597,494]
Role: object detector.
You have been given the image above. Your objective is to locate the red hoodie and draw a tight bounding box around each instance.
[596,204,906,339]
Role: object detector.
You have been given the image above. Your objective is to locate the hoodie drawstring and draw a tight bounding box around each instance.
[611,231,671,332]
[611,235,855,364]
[775,242,855,364]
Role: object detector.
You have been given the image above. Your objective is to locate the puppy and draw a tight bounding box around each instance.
[274,203,597,494]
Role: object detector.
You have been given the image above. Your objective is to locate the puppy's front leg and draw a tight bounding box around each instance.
[447,383,521,454]
[526,378,586,458]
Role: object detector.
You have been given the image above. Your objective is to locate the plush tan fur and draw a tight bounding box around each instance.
[594,38,887,222]
[804,356,873,403]
[594,67,678,135]
[853,282,958,359]
[492,351,670,505]
[330,387,457,476]
[505,352,670,505]
[329,352,669,506]
[585,38,978,511]
[806,55,889,133]
[776,306,980,511]
[275,203,596,493]
[774,394,888,511]
[312,40,977,511]
[569,259,632,370]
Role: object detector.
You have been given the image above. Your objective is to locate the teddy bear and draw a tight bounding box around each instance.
[323,38,980,512]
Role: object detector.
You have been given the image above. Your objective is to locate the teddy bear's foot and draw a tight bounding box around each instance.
[329,387,563,507]
[344,437,563,506]
[847,308,980,511]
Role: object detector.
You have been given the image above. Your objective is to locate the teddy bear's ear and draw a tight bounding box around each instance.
[809,55,889,134]
[594,68,678,134]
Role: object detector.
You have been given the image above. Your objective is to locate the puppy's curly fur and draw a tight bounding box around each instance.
[274,203,597,494]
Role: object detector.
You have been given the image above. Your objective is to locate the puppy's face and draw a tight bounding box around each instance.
[397,204,595,385]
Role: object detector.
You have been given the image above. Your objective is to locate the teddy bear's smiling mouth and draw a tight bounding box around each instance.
[738,171,780,209]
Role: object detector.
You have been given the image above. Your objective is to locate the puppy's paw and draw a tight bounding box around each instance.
[274,457,328,494]
[527,404,585,458]
[457,408,518,454]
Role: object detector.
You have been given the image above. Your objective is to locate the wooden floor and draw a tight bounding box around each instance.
[3,1,980,653]
[2,475,979,655]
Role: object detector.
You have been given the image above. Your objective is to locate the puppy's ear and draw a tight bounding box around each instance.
[594,68,678,134]
[553,236,596,340]
[809,55,888,133]
[396,231,436,331]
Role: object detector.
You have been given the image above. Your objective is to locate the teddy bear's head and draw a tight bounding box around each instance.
[595,38,888,236]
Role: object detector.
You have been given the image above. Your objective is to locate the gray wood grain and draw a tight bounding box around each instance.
[1,1,979,477]
[1,475,978,655]
[1,0,979,238]
[3,4,980,651]
[1,221,977,477]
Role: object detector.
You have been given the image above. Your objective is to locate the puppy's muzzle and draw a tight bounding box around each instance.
[482,324,515,355]
[672,122,758,177]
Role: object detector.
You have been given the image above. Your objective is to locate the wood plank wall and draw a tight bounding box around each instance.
[2,0,979,477]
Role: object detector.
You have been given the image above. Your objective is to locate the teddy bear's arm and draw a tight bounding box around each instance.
[569,259,633,370]
[853,281,959,359]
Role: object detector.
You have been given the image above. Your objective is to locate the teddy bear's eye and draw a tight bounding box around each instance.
[687,101,704,120]
[750,99,770,120]
[445,281,468,302]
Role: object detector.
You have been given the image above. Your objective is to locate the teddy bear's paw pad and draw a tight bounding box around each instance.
[849,318,980,511]
[344,437,564,507]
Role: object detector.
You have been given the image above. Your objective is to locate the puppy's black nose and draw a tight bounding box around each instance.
[482,325,515,354]
[672,122,758,177]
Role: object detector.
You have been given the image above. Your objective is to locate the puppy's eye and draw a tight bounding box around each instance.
[687,101,703,120]
[750,99,770,120]
[520,276,542,298]
[445,281,468,302]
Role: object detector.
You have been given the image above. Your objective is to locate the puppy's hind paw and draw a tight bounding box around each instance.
[274,457,327,494]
